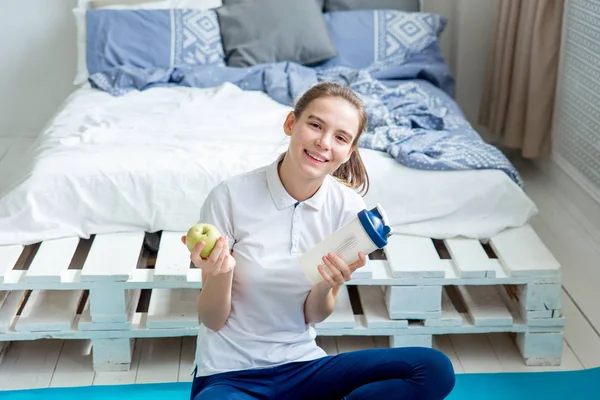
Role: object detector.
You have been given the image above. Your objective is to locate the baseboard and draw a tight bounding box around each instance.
[540,153,600,244]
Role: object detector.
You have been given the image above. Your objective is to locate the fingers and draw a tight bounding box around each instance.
[211,246,228,276]
[321,253,349,285]
[190,241,206,267]
[319,252,367,288]
[191,236,231,276]
[318,264,336,288]
[207,236,225,264]
[358,251,366,264]
[221,237,232,273]
[349,252,367,270]
[212,237,231,276]
[329,253,353,281]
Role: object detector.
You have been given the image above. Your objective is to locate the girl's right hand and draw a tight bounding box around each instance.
[181,235,236,276]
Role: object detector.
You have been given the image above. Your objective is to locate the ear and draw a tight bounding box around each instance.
[283,111,296,137]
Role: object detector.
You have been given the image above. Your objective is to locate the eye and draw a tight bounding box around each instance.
[309,122,322,130]
[336,135,348,142]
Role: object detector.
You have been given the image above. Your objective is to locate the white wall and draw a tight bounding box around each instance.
[422,0,498,139]
[0,0,78,137]
[0,0,497,138]
[550,0,600,203]
[421,0,458,77]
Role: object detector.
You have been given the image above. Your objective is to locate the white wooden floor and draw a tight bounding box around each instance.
[1,145,600,391]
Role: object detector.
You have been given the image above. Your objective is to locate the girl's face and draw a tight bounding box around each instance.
[283,96,360,181]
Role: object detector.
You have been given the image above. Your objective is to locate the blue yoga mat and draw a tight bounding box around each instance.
[2,368,599,399]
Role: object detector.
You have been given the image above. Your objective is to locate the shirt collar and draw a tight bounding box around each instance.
[266,152,329,211]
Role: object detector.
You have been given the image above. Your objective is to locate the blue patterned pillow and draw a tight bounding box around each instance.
[316,9,446,70]
[86,9,225,75]
[173,10,225,66]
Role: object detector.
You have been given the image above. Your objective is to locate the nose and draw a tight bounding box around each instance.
[317,133,332,150]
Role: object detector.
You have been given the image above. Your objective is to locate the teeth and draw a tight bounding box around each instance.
[306,150,326,162]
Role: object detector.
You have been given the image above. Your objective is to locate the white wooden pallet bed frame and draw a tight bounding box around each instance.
[0,224,564,372]
[0,0,564,373]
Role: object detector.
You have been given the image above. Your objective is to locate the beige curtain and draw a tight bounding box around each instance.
[479,0,565,158]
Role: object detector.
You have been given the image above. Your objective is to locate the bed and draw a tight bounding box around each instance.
[0,0,564,371]
[0,0,537,246]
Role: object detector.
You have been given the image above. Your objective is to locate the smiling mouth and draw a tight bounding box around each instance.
[305,149,329,163]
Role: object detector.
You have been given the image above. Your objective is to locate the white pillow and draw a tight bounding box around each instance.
[73,0,223,85]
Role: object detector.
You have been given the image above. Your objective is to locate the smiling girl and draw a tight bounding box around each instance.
[183,82,456,400]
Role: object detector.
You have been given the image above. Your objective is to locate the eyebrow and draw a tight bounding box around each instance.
[307,115,355,141]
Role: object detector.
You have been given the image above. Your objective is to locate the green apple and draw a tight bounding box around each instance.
[186,223,222,258]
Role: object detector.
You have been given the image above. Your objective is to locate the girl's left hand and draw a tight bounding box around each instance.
[318,252,367,288]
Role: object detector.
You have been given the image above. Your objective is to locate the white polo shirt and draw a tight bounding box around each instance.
[193,153,367,377]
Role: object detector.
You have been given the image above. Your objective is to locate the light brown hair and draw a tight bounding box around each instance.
[293,82,370,196]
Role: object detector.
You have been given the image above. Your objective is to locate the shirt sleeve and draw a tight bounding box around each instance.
[198,181,236,252]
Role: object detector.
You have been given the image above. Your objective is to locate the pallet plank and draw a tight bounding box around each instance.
[391,334,432,348]
[0,245,24,283]
[385,285,442,320]
[91,338,135,372]
[0,291,8,310]
[86,288,138,324]
[0,291,26,333]
[24,237,79,282]
[0,309,566,341]
[497,285,565,328]
[518,283,562,312]
[444,238,497,278]
[79,289,141,330]
[424,288,463,327]
[315,285,355,329]
[384,235,447,278]
[516,332,563,366]
[352,257,373,280]
[458,285,513,327]
[81,232,145,282]
[1,261,559,288]
[357,286,408,329]
[146,289,199,329]
[14,290,83,332]
[154,231,191,282]
[489,225,561,277]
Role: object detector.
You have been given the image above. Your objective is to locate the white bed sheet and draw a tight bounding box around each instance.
[0,83,537,245]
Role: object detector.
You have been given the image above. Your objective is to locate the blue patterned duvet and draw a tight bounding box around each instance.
[90,62,521,186]
[317,67,522,186]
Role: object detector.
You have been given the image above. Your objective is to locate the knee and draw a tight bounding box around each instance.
[418,347,456,398]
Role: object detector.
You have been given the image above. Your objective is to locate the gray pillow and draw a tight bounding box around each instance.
[216,0,337,67]
[223,0,325,11]
[324,0,420,12]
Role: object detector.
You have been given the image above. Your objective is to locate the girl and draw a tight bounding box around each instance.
[182,82,456,400]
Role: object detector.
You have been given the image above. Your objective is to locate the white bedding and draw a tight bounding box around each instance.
[0,83,537,245]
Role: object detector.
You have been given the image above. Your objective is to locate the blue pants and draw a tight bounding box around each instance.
[190,347,456,400]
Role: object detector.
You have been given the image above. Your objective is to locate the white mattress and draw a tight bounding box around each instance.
[0,83,537,246]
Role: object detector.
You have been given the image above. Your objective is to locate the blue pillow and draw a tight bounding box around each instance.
[317,9,447,70]
[86,9,226,75]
